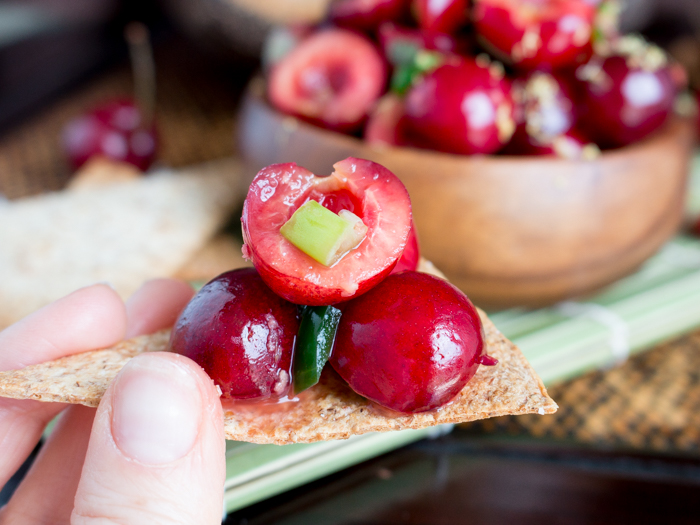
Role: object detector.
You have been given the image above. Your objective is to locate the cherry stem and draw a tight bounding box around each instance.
[124,21,156,128]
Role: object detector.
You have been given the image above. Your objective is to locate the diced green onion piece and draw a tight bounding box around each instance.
[280,200,367,267]
[293,305,342,394]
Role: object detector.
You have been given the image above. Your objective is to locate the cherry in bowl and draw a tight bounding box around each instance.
[267,28,387,133]
[401,56,515,155]
[577,39,677,148]
[472,0,595,70]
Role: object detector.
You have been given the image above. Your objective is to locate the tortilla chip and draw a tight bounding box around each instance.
[0,260,556,444]
[0,158,243,329]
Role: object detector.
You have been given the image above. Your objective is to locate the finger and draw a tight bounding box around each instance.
[0,405,96,524]
[1,279,194,523]
[71,352,226,525]
[124,278,194,338]
[0,285,126,489]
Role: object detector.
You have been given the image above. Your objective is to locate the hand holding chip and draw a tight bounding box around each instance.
[0,280,226,524]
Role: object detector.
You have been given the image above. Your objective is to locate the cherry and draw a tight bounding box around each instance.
[329,0,410,32]
[330,271,485,413]
[365,93,406,146]
[378,22,470,66]
[169,268,300,401]
[413,0,469,35]
[267,28,387,132]
[62,99,157,171]
[506,70,579,153]
[506,127,599,159]
[472,0,595,70]
[401,56,515,155]
[241,157,412,306]
[576,38,676,148]
[391,219,420,273]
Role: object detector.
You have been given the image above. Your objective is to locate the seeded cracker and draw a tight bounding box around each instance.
[0,260,557,444]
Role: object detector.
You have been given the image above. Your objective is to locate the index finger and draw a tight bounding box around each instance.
[0,284,127,488]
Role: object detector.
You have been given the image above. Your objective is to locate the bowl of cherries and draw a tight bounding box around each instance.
[237,0,695,308]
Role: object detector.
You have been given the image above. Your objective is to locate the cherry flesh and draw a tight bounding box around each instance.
[401,56,515,155]
[473,0,595,70]
[577,46,676,148]
[413,0,469,35]
[62,98,157,171]
[267,28,387,132]
[241,157,412,306]
[330,271,485,413]
[169,268,300,401]
[329,0,410,32]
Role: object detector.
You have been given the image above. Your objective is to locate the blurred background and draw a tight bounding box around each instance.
[3,0,700,523]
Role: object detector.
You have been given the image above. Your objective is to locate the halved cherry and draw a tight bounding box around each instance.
[241,157,412,306]
[329,0,411,32]
[330,271,486,413]
[472,0,595,70]
[413,0,469,35]
[267,28,387,132]
[401,56,515,155]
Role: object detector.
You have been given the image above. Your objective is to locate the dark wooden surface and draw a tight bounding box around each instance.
[224,430,700,525]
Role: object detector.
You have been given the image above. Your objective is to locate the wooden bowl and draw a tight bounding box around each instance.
[237,80,695,308]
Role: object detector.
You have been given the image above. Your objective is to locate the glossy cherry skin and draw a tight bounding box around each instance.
[577,54,676,148]
[506,70,579,153]
[505,126,599,159]
[473,0,595,70]
[365,93,406,146]
[62,98,157,171]
[330,271,485,413]
[242,157,412,306]
[169,268,300,401]
[401,57,515,155]
[391,219,420,273]
[267,28,387,132]
[413,0,469,35]
[329,0,410,32]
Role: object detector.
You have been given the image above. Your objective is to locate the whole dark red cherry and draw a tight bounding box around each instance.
[506,70,578,153]
[330,271,486,413]
[413,0,469,35]
[401,56,515,155]
[62,98,157,171]
[169,268,300,401]
[577,41,676,148]
[329,0,410,32]
[472,0,595,70]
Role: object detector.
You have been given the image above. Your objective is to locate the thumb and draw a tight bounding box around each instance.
[71,352,226,525]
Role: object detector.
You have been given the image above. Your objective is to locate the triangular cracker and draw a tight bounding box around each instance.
[0,322,555,445]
